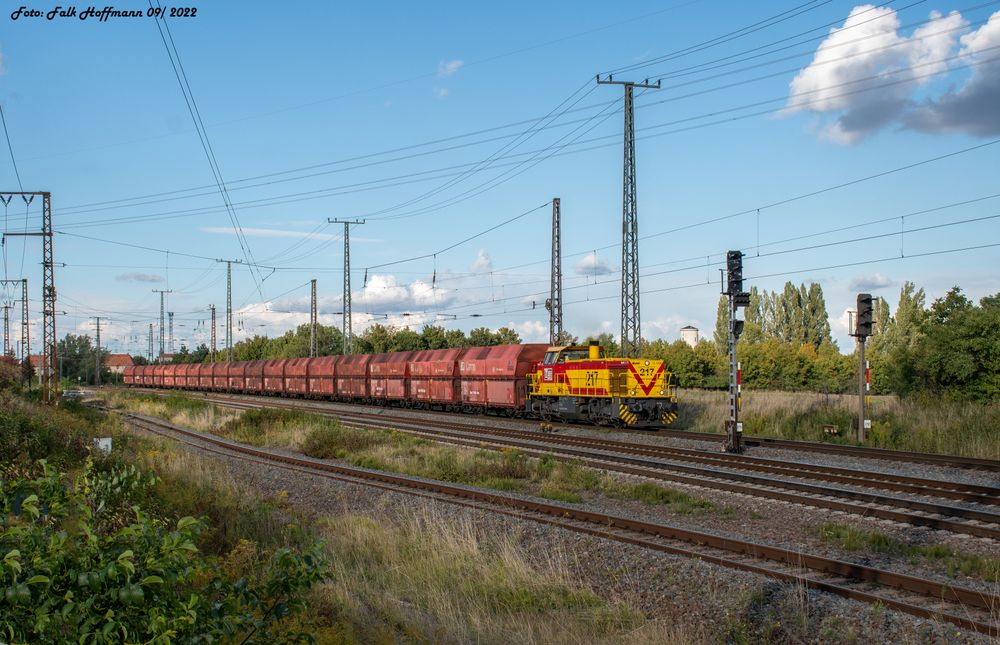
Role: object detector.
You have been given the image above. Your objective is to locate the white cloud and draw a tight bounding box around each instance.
[574,252,613,276]
[508,320,547,342]
[201,227,342,240]
[116,272,164,283]
[437,59,464,77]
[849,273,893,291]
[785,6,970,143]
[904,11,1000,136]
[470,248,492,272]
[433,87,449,99]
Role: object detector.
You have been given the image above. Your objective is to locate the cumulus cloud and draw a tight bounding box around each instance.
[354,273,455,311]
[784,5,991,143]
[116,272,164,283]
[508,320,547,342]
[904,11,1000,136]
[470,248,492,272]
[574,252,613,276]
[438,59,464,77]
[849,273,894,291]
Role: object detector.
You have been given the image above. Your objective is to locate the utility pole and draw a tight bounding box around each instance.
[852,293,873,443]
[547,197,563,345]
[310,278,318,358]
[1,304,11,357]
[328,219,364,355]
[168,311,174,354]
[91,316,101,386]
[723,251,750,453]
[0,279,28,361]
[215,259,241,362]
[596,75,660,358]
[209,304,217,362]
[152,289,171,360]
[148,324,153,363]
[2,191,57,402]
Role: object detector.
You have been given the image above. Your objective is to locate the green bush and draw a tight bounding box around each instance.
[0,460,327,644]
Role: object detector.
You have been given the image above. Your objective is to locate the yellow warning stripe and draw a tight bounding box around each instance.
[619,404,637,425]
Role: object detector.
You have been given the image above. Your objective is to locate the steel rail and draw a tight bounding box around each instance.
[198,394,1000,540]
[116,410,1000,637]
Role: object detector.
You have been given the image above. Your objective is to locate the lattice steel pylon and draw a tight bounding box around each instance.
[2,304,10,357]
[209,304,217,362]
[0,278,27,360]
[152,289,171,360]
[596,76,660,358]
[3,192,57,401]
[548,198,563,345]
[310,279,317,358]
[328,219,364,355]
[148,324,153,362]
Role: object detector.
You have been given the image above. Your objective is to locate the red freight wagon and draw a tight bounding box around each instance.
[212,363,228,390]
[174,364,190,389]
[126,365,139,386]
[307,356,337,398]
[285,357,310,396]
[337,354,371,399]
[409,348,465,406]
[263,359,287,394]
[369,351,413,401]
[184,364,200,389]
[161,364,176,388]
[244,360,265,393]
[460,344,547,410]
[227,362,247,392]
[148,365,161,387]
[123,365,134,386]
[194,363,210,389]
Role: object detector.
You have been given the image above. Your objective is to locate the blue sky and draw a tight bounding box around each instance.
[1,0,998,356]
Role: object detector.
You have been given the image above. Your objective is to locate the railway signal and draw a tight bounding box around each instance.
[722,250,750,453]
[851,293,874,443]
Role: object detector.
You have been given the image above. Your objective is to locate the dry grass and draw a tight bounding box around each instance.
[678,389,1000,460]
[130,432,703,644]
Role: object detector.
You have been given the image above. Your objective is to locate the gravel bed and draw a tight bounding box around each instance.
[127,417,995,644]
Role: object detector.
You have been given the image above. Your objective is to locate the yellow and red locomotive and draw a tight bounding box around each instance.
[527,342,678,428]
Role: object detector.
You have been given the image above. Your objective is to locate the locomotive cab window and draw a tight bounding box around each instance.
[543,351,558,365]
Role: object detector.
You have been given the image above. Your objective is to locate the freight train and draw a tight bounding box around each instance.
[124,342,679,428]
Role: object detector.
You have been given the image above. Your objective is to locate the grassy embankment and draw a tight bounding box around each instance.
[104,391,727,514]
[676,389,1000,460]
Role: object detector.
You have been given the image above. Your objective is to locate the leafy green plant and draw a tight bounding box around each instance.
[0,460,328,643]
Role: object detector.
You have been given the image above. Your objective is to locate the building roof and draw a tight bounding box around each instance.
[29,354,44,367]
[679,325,699,331]
[104,353,135,367]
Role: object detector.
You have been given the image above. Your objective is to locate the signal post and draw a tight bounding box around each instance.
[852,293,873,443]
[723,251,750,453]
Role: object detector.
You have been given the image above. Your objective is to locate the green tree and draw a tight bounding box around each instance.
[903,289,1000,400]
[56,333,108,385]
[585,332,619,356]
[444,329,469,348]
[713,295,729,352]
[494,327,521,345]
[391,328,425,351]
[469,327,497,347]
[804,283,832,348]
[421,325,449,349]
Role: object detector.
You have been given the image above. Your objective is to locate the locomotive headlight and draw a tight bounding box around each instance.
[644,360,650,366]
[629,389,635,395]
[659,390,665,395]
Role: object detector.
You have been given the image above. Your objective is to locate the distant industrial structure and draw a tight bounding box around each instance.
[680,326,700,348]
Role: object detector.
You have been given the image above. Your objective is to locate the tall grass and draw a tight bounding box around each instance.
[678,389,1000,460]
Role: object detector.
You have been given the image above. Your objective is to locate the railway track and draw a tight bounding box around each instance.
[129,390,1000,540]
[120,386,1000,471]
[116,409,1000,638]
